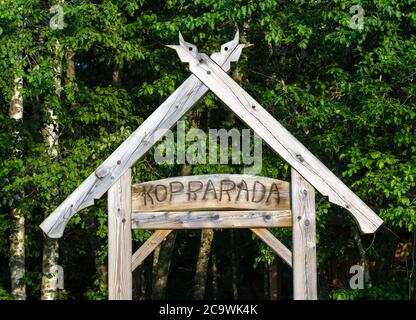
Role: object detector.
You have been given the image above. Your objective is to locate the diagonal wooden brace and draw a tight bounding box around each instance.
[251,228,292,267]
[132,230,173,271]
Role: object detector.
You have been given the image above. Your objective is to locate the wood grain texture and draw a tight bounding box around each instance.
[131,210,291,229]
[40,36,246,238]
[108,170,132,300]
[131,230,172,272]
[169,43,383,234]
[132,174,289,212]
[291,168,317,300]
[251,228,292,267]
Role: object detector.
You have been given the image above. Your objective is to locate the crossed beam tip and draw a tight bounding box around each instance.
[165,30,252,63]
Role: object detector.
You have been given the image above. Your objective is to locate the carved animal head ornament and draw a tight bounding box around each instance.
[166,30,251,71]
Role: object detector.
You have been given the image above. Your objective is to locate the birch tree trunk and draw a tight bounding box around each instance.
[9,75,26,300]
[10,211,25,300]
[66,50,75,80]
[193,229,214,299]
[152,245,160,292]
[41,38,62,300]
[41,238,59,299]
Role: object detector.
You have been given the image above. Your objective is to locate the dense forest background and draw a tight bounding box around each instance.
[0,0,415,300]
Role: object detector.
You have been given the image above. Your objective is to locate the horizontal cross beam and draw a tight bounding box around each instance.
[131,210,291,229]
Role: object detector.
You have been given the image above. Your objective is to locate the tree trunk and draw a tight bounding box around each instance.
[152,244,160,290]
[133,265,146,300]
[9,75,26,300]
[351,222,372,288]
[151,231,177,299]
[112,61,123,88]
[9,77,23,120]
[263,263,269,299]
[89,234,108,295]
[41,238,59,299]
[193,229,214,299]
[66,50,75,81]
[10,210,26,300]
[269,258,281,300]
[230,230,239,299]
[140,265,146,299]
[145,257,153,300]
[41,38,62,300]
[211,240,218,300]
[87,219,108,296]
[95,254,108,294]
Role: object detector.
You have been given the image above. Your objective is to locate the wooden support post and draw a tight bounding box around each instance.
[291,168,317,300]
[108,169,132,300]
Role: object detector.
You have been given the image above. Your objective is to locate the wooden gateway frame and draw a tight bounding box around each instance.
[40,31,383,300]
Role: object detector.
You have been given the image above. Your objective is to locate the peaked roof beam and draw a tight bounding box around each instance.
[168,35,383,234]
[40,32,247,238]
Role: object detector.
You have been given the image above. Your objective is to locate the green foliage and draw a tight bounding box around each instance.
[0,287,13,300]
[0,0,415,299]
[331,275,413,300]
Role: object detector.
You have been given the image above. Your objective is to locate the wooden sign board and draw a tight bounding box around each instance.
[132,174,290,212]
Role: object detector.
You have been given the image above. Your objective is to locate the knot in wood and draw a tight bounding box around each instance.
[296,154,304,162]
[304,219,310,226]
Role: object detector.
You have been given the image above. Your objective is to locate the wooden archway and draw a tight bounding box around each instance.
[40,31,383,300]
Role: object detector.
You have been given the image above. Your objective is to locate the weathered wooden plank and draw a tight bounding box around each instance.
[131,230,173,272]
[168,39,383,234]
[40,33,246,238]
[291,168,317,300]
[108,169,132,300]
[251,228,292,267]
[131,210,291,229]
[132,174,289,212]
